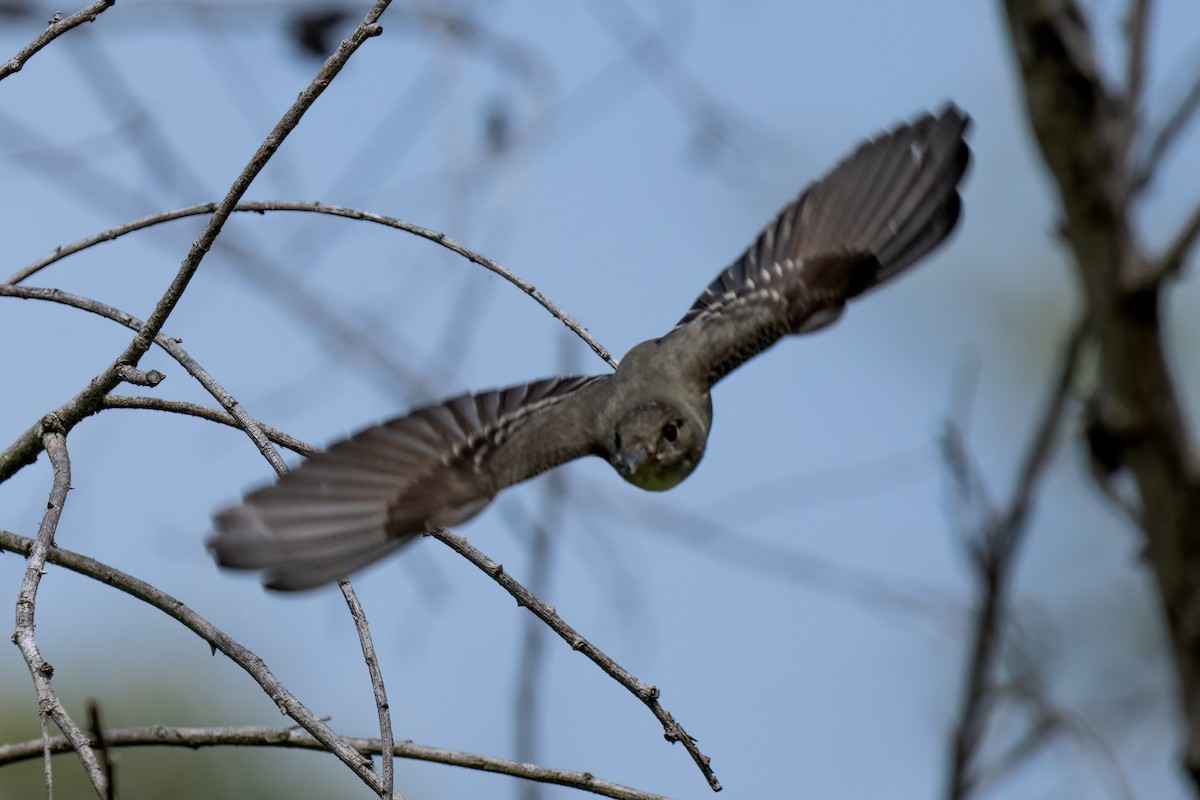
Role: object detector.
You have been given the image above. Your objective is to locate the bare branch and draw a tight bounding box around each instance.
[86,700,116,800]
[0,285,287,481]
[11,425,108,796]
[338,581,397,800]
[100,396,316,457]
[0,528,387,796]
[513,492,564,800]
[0,0,115,82]
[6,200,617,370]
[1133,67,1200,194]
[38,711,52,799]
[0,0,389,487]
[944,320,1086,800]
[1136,198,1200,289]
[0,725,677,800]
[115,365,165,388]
[515,344,576,800]
[1004,0,1200,782]
[1122,0,1151,151]
[428,527,722,792]
[0,128,436,401]
[109,8,387,371]
[1001,322,1087,533]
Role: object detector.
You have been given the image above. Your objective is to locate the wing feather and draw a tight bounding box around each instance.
[665,104,971,387]
[209,374,609,590]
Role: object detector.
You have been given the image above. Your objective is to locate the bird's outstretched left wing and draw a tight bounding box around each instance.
[209,374,609,590]
[664,104,970,388]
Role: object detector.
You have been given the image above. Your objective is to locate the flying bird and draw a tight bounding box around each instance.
[210,105,972,591]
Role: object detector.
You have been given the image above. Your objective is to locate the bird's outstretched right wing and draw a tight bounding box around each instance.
[664,104,971,388]
[209,374,609,591]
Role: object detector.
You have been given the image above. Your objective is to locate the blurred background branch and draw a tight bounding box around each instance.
[1003,0,1200,792]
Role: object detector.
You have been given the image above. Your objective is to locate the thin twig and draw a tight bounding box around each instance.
[0,528,387,797]
[428,527,722,792]
[0,520,673,800]
[5,199,617,370]
[114,365,165,388]
[514,518,554,800]
[0,284,286,480]
[339,581,396,800]
[513,481,569,800]
[0,724,676,800]
[86,700,116,800]
[1001,322,1088,534]
[0,0,115,82]
[515,342,576,800]
[1122,0,1151,157]
[943,320,1087,800]
[591,477,959,625]
[0,120,435,403]
[39,711,52,800]
[1133,67,1200,194]
[1135,198,1200,289]
[0,0,389,488]
[101,395,317,457]
[11,424,108,796]
[107,10,388,372]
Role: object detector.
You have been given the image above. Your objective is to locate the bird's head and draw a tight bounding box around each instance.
[608,400,706,491]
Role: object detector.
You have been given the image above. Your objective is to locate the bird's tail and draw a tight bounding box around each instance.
[209,493,414,591]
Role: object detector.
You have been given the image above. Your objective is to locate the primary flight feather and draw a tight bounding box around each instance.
[210,104,972,590]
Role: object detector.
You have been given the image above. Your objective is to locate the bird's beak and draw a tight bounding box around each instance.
[619,447,650,475]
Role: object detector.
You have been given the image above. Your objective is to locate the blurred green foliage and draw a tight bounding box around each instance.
[0,666,369,799]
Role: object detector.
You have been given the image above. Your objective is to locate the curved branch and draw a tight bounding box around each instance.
[428,528,721,792]
[0,528,393,796]
[0,285,286,481]
[0,0,389,498]
[0,724,675,800]
[0,0,115,82]
[338,581,395,798]
[7,200,616,370]
[11,425,108,795]
[100,396,316,457]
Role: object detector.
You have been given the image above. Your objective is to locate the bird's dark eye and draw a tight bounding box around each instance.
[614,432,622,450]
[662,423,678,442]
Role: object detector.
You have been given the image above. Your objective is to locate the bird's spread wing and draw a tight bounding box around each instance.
[209,374,609,590]
[664,104,970,387]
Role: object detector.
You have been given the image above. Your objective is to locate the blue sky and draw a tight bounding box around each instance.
[3,1,1200,798]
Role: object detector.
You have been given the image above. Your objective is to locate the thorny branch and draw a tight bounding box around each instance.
[3,4,400,796]
[0,283,288,478]
[5,200,617,370]
[0,2,389,487]
[0,724,677,800]
[0,8,695,792]
[0,0,115,82]
[100,395,316,457]
[86,700,116,800]
[11,425,108,795]
[0,529,671,799]
[0,527,390,797]
[429,527,722,792]
[339,581,396,799]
